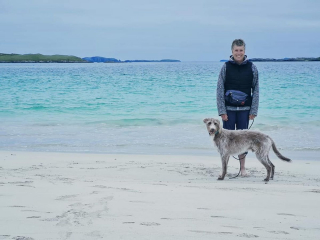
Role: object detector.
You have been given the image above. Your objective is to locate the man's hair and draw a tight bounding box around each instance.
[231,39,246,50]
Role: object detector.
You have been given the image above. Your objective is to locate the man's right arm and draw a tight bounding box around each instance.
[217,64,227,117]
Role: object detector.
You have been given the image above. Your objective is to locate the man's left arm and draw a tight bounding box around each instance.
[250,64,259,119]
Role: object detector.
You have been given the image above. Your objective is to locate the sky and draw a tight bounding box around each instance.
[1,0,320,61]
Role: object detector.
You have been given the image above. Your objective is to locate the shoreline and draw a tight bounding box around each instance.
[0,148,318,161]
[1,151,319,239]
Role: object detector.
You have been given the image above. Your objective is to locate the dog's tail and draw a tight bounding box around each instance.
[271,140,292,162]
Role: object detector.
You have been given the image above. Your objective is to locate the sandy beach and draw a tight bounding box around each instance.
[0,151,319,240]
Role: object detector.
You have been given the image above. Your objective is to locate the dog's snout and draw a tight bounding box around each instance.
[209,129,215,133]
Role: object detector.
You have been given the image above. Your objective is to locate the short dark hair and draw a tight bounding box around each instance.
[231,39,246,50]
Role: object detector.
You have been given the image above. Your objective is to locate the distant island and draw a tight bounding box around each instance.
[0,53,87,63]
[220,57,320,62]
[83,56,181,63]
[250,57,320,62]
[82,56,121,63]
[123,59,181,63]
[0,53,180,63]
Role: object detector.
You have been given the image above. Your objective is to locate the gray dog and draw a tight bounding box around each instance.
[203,118,291,181]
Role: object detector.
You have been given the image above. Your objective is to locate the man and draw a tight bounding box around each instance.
[216,39,259,176]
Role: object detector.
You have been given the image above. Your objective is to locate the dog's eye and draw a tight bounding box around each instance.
[207,122,211,125]
[214,122,217,125]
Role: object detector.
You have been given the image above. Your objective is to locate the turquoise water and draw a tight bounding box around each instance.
[0,62,319,155]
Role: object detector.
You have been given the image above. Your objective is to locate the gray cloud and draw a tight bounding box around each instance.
[1,0,319,60]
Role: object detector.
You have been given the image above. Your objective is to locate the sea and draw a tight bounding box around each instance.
[1,62,319,158]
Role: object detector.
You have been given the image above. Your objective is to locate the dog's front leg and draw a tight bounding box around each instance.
[218,155,229,180]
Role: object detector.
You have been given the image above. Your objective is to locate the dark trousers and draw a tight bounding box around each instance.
[223,110,250,130]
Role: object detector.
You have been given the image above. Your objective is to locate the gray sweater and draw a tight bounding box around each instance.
[216,56,259,116]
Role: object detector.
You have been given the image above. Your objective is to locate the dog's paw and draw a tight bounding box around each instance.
[217,176,224,180]
[264,178,269,182]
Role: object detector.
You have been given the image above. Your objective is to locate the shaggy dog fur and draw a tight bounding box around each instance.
[203,118,291,181]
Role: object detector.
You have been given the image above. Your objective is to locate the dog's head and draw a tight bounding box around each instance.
[203,118,221,136]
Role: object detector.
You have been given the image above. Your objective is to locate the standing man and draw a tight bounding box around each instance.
[216,39,259,176]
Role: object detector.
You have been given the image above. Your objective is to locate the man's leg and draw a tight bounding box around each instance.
[236,110,250,176]
[223,110,236,130]
[236,110,250,130]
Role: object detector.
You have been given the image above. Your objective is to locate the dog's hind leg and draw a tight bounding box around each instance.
[267,156,275,180]
[262,160,272,182]
[218,155,229,180]
[256,154,272,182]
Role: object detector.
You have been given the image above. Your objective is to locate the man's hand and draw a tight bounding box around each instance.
[249,115,256,120]
[221,114,228,121]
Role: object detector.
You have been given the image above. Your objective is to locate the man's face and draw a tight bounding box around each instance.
[232,45,245,63]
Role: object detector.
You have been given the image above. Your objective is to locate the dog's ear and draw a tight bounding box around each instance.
[203,118,209,124]
[216,119,222,131]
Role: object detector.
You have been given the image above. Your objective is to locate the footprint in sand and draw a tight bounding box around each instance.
[277,213,296,216]
[55,195,78,201]
[12,237,35,240]
[237,233,259,238]
[269,230,289,234]
[308,189,320,193]
[290,226,300,230]
[140,222,161,226]
[211,215,225,218]
[188,230,215,234]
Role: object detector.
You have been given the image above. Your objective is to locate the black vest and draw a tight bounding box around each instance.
[224,61,253,107]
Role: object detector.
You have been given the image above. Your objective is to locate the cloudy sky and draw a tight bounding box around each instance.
[1,0,320,61]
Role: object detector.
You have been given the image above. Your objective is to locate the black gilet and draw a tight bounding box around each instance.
[224,61,253,107]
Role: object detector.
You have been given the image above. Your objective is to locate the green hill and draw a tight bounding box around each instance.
[0,53,87,63]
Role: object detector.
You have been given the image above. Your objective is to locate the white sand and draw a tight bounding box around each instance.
[0,151,320,240]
